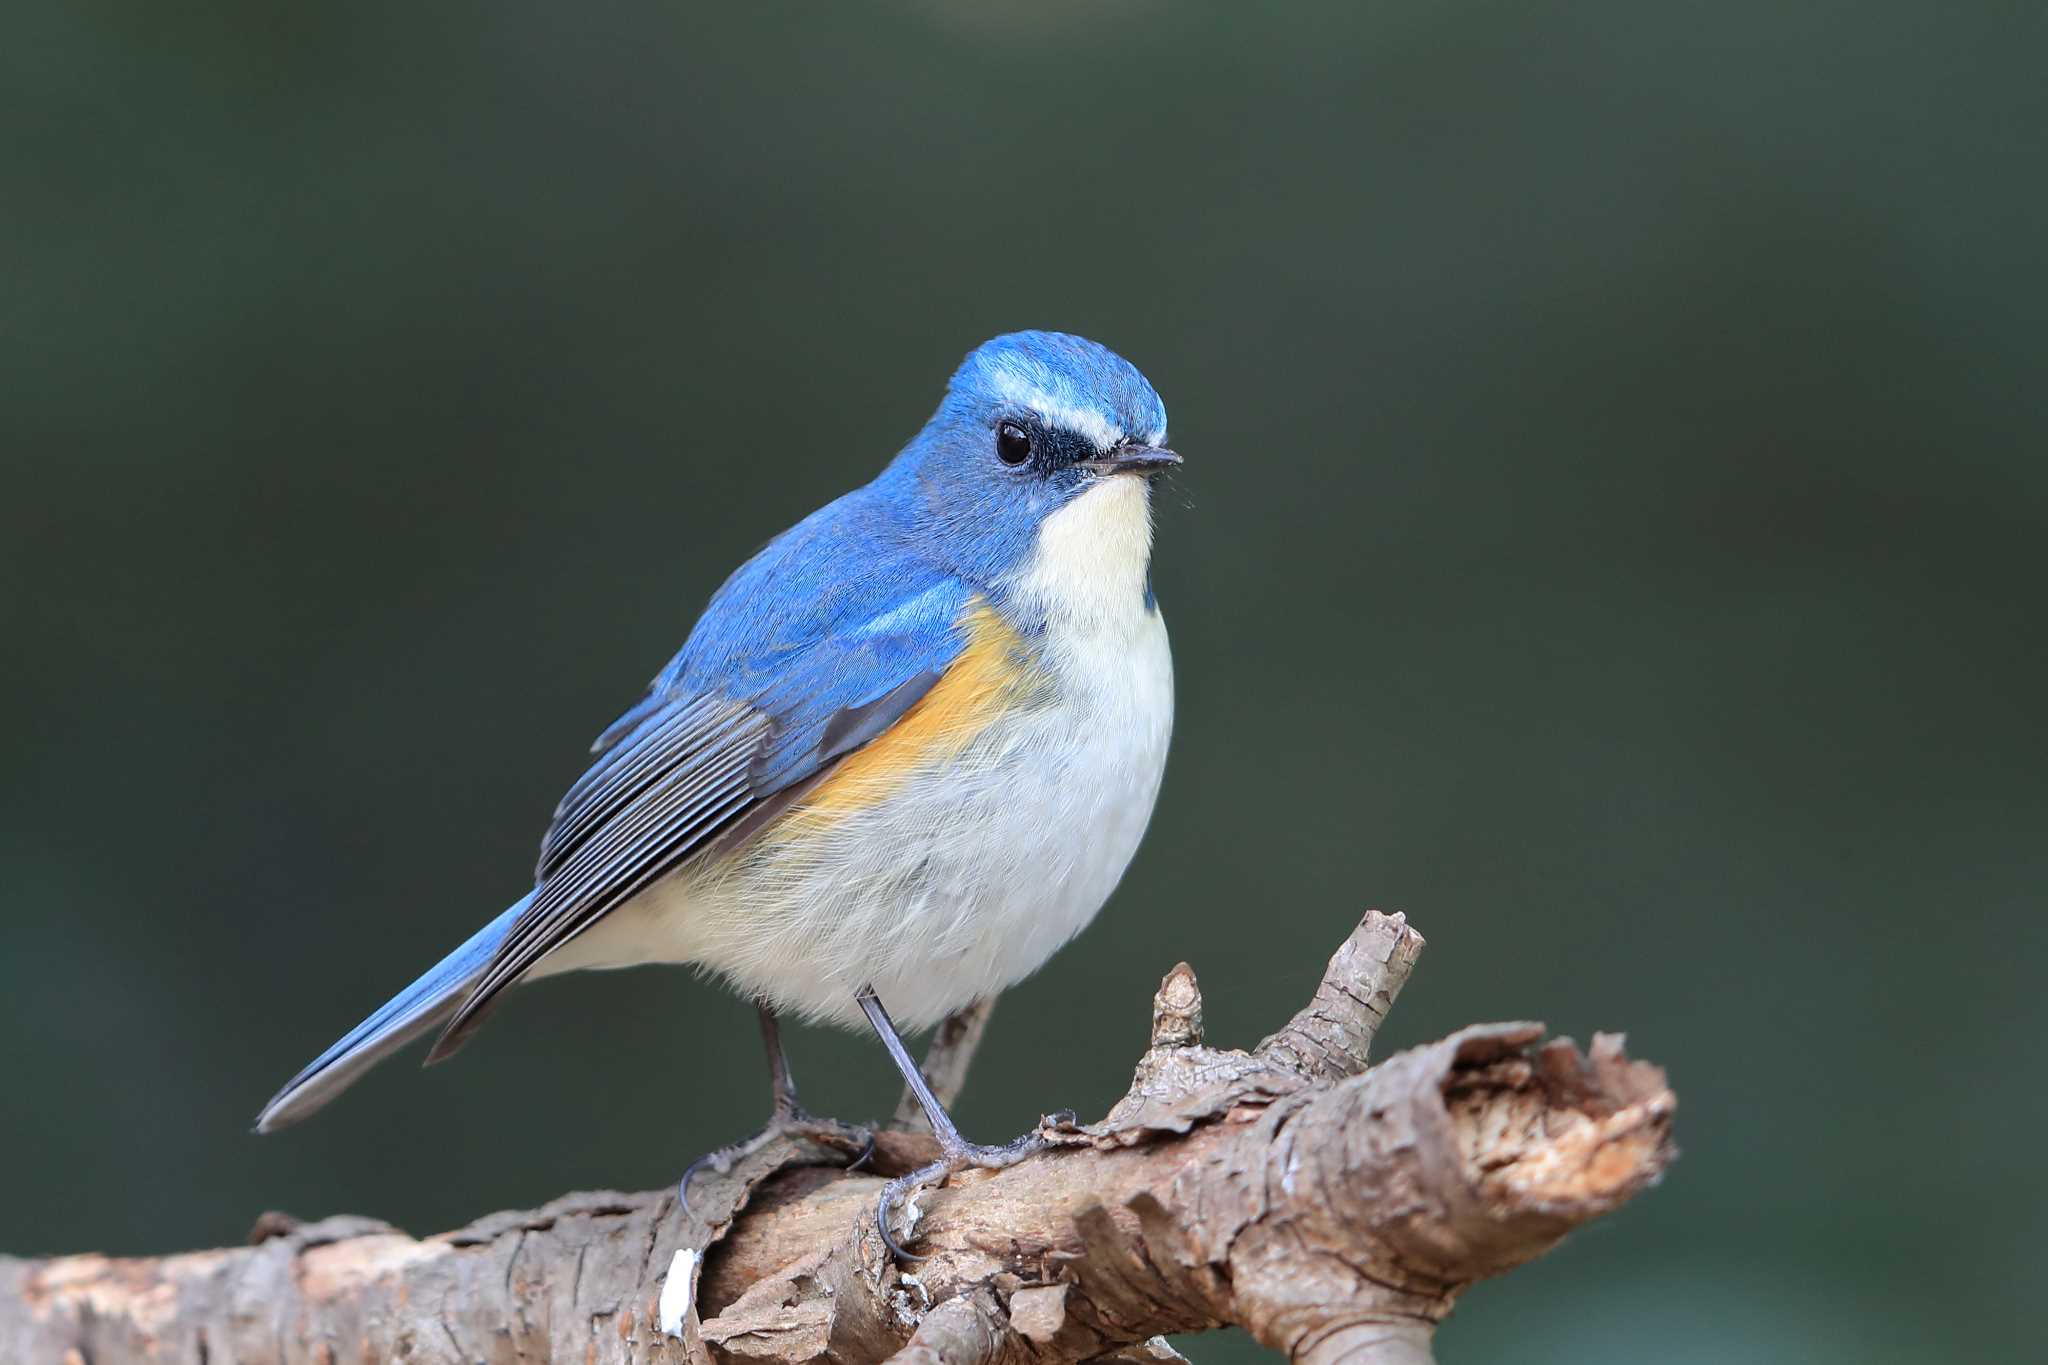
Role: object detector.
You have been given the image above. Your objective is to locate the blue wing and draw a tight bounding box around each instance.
[428,489,975,1059]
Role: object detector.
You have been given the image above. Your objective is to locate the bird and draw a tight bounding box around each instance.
[255,330,1179,1251]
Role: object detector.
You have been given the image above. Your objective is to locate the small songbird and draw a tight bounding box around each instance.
[256,331,1179,1248]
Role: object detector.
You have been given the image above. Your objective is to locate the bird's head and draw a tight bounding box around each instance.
[887,331,1177,615]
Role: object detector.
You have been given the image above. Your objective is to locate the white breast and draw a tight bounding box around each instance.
[550,477,1175,1031]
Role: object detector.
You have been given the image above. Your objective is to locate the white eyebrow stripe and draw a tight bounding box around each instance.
[988,372,1124,451]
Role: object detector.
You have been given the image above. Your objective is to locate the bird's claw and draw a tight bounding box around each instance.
[875,1157,949,1261]
[680,1110,872,1221]
[873,1112,1065,1260]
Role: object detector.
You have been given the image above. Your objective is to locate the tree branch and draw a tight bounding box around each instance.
[0,912,1676,1364]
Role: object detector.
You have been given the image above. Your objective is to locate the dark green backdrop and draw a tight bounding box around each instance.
[5,3,2042,1361]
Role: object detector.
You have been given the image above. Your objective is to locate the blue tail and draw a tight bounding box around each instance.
[254,895,530,1132]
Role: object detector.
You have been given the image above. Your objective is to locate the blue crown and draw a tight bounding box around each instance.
[943,331,1168,450]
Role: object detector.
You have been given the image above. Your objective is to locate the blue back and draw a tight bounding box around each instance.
[621,329,1169,782]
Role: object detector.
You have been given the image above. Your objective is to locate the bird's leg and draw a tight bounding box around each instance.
[891,996,997,1132]
[679,1003,872,1218]
[758,1003,805,1123]
[858,986,1070,1259]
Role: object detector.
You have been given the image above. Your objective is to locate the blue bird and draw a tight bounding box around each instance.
[256,331,1179,1249]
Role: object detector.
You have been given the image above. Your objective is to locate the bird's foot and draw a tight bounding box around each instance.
[680,1107,873,1220]
[875,1109,1076,1260]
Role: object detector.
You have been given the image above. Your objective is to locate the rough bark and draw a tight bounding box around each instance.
[0,912,1677,1365]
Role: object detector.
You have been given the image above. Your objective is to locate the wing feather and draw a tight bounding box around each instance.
[428,568,971,1061]
[537,695,759,882]
[432,709,768,1060]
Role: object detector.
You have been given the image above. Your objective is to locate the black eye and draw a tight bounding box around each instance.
[996,421,1032,466]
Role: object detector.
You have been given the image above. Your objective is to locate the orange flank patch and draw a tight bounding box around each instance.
[787,601,1038,825]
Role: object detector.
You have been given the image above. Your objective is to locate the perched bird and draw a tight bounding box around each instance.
[256,331,1179,1248]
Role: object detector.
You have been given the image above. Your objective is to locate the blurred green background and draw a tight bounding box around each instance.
[4,2,2042,1360]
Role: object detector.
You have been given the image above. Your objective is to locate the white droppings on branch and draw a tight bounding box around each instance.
[659,1247,699,1338]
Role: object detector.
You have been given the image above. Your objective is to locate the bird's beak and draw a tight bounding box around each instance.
[1083,443,1182,476]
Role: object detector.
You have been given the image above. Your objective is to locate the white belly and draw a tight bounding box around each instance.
[547,477,1174,1029]
[552,608,1171,1029]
